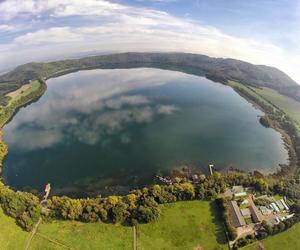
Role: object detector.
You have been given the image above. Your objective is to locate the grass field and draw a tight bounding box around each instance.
[242,222,300,250]
[137,200,227,250]
[254,87,300,125]
[7,80,41,105]
[0,207,29,250]
[0,200,227,250]
[36,220,132,250]
[228,80,272,109]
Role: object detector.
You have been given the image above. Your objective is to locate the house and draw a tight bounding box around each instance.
[249,205,263,223]
[228,200,246,227]
[241,208,251,218]
[231,186,247,198]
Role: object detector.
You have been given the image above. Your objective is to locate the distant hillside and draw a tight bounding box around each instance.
[0,52,299,101]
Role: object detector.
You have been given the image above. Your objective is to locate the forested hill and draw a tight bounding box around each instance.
[0,52,299,101]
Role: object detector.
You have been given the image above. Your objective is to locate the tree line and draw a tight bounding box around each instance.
[0,172,270,231]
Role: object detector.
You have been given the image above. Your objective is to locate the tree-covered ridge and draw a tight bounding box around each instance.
[0,52,299,101]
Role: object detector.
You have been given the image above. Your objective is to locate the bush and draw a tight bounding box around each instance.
[0,182,42,231]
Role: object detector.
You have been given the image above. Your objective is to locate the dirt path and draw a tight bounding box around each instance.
[24,184,51,250]
[133,225,137,250]
[24,217,42,250]
[36,233,76,249]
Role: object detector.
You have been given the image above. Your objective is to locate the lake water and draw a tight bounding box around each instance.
[3,68,288,196]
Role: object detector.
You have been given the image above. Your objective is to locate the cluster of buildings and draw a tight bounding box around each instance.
[225,186,262,228]
[224,185,294,238]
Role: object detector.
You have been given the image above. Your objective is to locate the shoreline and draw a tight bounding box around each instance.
[229,81,297,179]
[0,79,47,176]
[0,72,298,196]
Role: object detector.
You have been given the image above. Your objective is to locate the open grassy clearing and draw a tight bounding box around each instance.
[0,200,227,250]
[242,222,300,250]
[137,200,227,250]
[228,81,272,109]
[36,220,132,250]
[0,204,132,250]
[0,207,28,250]
[254,87,300,125]
[7,80,41,105]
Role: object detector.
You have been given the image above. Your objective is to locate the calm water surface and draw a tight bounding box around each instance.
[3,68,288,196]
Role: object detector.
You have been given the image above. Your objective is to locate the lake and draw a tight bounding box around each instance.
[3,68,288,196]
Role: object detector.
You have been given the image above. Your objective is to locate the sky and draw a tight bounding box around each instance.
[0,0,299,83]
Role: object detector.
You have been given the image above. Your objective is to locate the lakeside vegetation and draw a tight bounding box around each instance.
[0,79,46,175]
[1,52,299,102]
[228,80,299,179]
[0,59,300,248]
[0,79,46,128]
[228,81,300,203]
[254,87,300,129]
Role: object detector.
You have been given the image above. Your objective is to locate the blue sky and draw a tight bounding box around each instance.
[0,0,299,83]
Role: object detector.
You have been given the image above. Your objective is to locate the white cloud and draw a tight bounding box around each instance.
[0,24,16,32]
[0,0,299,83]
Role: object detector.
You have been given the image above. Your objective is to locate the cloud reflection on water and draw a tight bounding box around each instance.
[4,68,182,150]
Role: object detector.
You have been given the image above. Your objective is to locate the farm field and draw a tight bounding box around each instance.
[137,200,227,250]
[7,80,41,105]
[254,87,300,125]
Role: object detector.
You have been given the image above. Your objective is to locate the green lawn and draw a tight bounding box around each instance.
[254,87,300,125]
[36,220,132,250]
[273,194,283,201]
[8,80,41,104]
[137,200,227,250]
[228,80,272,108]
[0,207,29,250]
[0,201,227,249]
[242,222,300,250]
[0,205,132,250]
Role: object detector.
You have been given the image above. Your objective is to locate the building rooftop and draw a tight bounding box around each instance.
[231,186,244,194]
[228,200,246,228]
[249,205,263,223]
[240,208,251,218]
